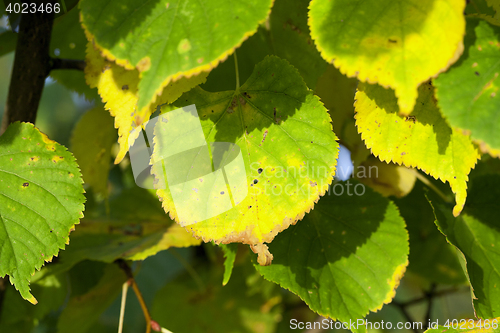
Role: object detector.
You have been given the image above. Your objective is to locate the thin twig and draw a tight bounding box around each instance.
[116,260,152,333]
[118,282,129,333]
[50,58,86,71]
[233,51,240,90]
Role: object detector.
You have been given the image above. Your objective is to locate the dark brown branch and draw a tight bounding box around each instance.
[0,2,56,135]
[50,58,86,71]
[0,277,6,316]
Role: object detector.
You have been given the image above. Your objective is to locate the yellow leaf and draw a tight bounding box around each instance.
[84,42,208,164]
[355,82,480,216]
[309,0,466,115]
[126,224,201,261]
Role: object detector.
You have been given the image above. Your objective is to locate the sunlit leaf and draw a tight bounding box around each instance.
[221,243,238,286]
[84,42,208,163]
[355,82,480,216]
[309,0,466,114]
[152,56,339,263]
[0,123,85,303]
[434,18,500,157]
[255,182,409,333]
[80,0,274,113]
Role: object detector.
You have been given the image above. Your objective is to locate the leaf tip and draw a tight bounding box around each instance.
[250,243,273,266]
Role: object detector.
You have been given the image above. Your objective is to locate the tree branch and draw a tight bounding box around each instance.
[0,2,56,135]
[50,58,86,71]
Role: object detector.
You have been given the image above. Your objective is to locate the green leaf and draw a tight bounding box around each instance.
[151,262,282,333]
[393,181,466,285]
[57,264,126,333]
[0,122,85,303]
[152,56,339,259]
[434,18,500,156]
[355,82,480,217]
[255,182,409,333]
[269,0,327,90]
[80,0,274,112]
[428,174,500,319]
[220,243,238,286]
[41,187,200,277]
[84,42,208,164]
[71,107,116,197]
[0,31,16,57]
[0,273,68,332]
[309,0,466,114]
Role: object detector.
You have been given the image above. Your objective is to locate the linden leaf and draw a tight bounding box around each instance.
[151,56,339,257]
[255,182,409,333]
[71,107,116,197]
[309,0,466,114]
[429,175,500,319]
[84,43,208,164]
[80,0,274,114]
[434,19,500,157]
[393,181,466,285]
[0,123,85,303]
[354,82,480,217]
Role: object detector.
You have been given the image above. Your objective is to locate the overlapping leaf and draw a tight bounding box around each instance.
[309,0,466,114]
[255,182,409,333]
[269,0,327,89]
[151,263,282,333]
[434,18,500,157]
[429,175,500,319]
[152,56,339,262]
[45,187,200,276]
[393,181,466,285]
[84,43,208,163]
[80,0,274,114]
[355,82,480,216]
[71,106,116,197]
[0,123,85,303]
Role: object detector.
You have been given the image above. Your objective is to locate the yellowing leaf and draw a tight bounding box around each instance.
[309,0,466,115]
[71,107,116,197]
[151,56,339,254]
[354,82,480,216]
[80,0,274,118]
[125,224,201,261]
[84,43,208,164]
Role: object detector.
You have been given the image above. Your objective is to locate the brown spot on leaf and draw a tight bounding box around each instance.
[137,57,151,72]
